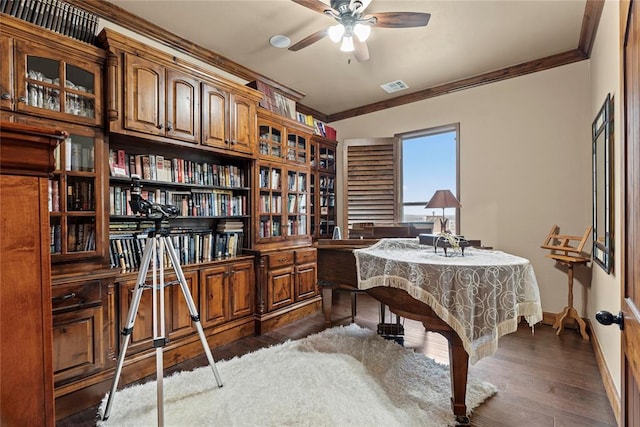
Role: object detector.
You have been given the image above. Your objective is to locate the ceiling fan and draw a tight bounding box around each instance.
[289,0,431,62]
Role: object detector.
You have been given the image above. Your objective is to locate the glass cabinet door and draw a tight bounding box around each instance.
[15,42,101,126]
[257,164,284,240]
[286,131,308,164]
[286,169,308,237]
[50,127,103,260]
[258,122,283,161]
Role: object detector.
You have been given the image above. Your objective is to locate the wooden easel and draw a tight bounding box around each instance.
[541,224,592,340]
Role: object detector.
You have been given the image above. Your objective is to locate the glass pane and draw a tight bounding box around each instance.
[65,93,95,117]
[49,177,61,212]
[26,56,59,83]
[50,217,62,254]
[67,217,96,252]
[66,176,95,211]
[65,135,95,172]
[65,64,95,94]
[402,129,458,234]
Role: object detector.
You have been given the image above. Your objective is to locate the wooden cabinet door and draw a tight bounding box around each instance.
[229,260,255,319]
[166,271,198,341]
[52,305,104,384]
[267,265,294,311]
[229,93,256,155]
[0,173,54,427]
[202,81,229,149]
[124,53,165,137]
[119,270,198,354]
[13,41,102,126]
[295,262,317,301]
[166,68,200,144]
[199,264,229,327]
[0,35,14,111]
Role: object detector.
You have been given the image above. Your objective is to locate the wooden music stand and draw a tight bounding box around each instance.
[541,224,592,340]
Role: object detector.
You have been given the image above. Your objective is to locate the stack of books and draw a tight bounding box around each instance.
[247,80,297,120]
[0,0,99,44]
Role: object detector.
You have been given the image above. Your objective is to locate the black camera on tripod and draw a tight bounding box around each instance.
[129,174,179,220]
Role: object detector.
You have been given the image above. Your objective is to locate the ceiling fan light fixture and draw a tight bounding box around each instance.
[328,24,345,43]
[340,36,355,52]
[353,23,371,41]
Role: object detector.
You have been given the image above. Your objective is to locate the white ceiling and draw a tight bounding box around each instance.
[104,0,587,117]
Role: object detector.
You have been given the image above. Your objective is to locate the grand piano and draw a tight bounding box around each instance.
[316,238,542,424]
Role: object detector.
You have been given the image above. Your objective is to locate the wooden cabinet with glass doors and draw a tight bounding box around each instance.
[0,15,103,127]
[310,135,338,239]
[49,122,105,265]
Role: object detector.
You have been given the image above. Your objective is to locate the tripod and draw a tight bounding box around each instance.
[102,213,223,425]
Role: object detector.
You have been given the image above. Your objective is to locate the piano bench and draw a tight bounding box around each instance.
[317,280,364,326]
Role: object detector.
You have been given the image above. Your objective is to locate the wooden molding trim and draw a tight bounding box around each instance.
[587,319,622,425]
[326,49,587,122]
[578,0,606,57]
[71,1,599,123]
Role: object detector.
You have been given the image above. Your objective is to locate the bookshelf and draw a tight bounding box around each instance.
[107,142,252,269]
[310,135,338,239]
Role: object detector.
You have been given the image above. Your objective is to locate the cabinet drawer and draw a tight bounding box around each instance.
[295,248,317,264]
[52,281,102,312]
[267,251,294,268]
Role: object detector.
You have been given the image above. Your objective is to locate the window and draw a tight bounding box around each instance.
[400,124,459,233]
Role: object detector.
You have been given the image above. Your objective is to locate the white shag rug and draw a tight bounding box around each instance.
[97,324,496,427]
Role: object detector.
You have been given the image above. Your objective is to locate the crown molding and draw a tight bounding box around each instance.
[69,0,601,123]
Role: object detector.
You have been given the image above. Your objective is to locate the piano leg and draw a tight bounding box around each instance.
[365,287,471,424]
[437,329,470,425]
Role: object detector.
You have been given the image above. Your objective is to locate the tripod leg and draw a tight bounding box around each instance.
[102,237,155,421]
[164,237,224,387]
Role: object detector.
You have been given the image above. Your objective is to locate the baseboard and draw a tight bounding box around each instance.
[587,319,621,425]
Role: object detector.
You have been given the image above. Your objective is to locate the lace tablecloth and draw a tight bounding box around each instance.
[354,238,542,364]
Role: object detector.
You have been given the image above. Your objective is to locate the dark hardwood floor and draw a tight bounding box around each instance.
[58,291,617,427]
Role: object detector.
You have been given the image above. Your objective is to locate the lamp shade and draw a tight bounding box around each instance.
[424,189,461,209]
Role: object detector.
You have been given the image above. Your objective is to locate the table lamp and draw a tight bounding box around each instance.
[425,189,461,234]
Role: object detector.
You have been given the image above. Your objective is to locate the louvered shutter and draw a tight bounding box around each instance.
[342,138,398,227]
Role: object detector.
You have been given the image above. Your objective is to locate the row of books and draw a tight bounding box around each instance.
[109,149,247,188]
[259,194,282,214]
[259,219,282,239]
[248,80,296,120]
[1,0,98,44]
[286,217,307,237]
[257,193,307,214]
[49,178,95,212]
[50,222,95,254]
[109,185,248,218]
[318,176,335,190]
[287,172,307,192]
[259,168,281,190]
[109,231,244,270]
[296,112,337,140]
[53,138,94,172]
[257,217,307,239]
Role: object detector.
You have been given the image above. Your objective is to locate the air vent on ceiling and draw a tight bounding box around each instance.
[380,80,409,94]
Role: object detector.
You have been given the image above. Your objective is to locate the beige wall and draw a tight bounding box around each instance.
[587,0,622,396]
[333,61,592,320]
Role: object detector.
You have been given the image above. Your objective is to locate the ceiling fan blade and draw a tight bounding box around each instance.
[353,37,370,62]
[291,0,335,15]
[288,28,329,51]
[370,12,431,28]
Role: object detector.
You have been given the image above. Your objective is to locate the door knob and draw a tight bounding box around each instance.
[595,310,624,330]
